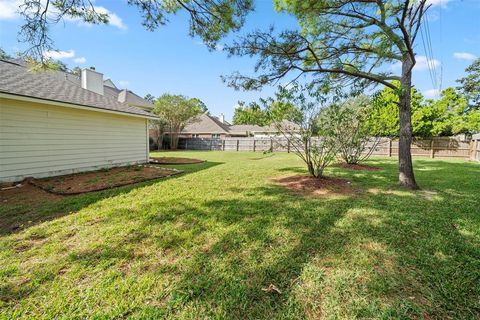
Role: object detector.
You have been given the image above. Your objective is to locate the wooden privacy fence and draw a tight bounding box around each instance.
[178,137,480,161]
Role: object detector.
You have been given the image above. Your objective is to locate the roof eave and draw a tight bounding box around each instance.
[0,92,158,120]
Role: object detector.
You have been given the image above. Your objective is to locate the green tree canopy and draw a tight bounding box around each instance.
[369,82,425,137]
[370,85,480,137]
[153,94,204,149]
[232,102,268,125]
[457,58,480,109]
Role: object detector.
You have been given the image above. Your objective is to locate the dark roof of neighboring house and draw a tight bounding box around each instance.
[0,59,154,118]
[182,113,300,135]
[262,120,301,132]
[183,113,231,134]
[229,124,265,135]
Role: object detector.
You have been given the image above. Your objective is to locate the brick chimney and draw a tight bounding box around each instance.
[81,67,104,95]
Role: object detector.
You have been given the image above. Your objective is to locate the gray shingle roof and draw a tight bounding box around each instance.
[182,114,299,135]
[183,113,231,134]
[0,60,154,118]
[228,124,265,134]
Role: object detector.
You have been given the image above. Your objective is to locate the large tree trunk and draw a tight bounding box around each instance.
[398,56,419,190]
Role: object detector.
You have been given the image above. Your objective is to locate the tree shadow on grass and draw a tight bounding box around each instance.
[155,182,478,319]
[2,159,478,319]
[0,161,223,236]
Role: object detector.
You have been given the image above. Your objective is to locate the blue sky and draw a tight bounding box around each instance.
[1,0,479,121]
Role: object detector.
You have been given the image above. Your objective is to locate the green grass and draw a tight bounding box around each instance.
[1,152,479,319]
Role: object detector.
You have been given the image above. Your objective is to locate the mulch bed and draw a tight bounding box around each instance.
[28,165,182,195]
[272,175,353,197]
[334,162,381,171]
[149,157,204,165]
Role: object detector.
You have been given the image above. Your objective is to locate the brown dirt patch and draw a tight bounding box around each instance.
[149,157,204,165]
[29,165,181,195]
[272,175,353,197]
[1,183,62,206]
[334,162,381,171]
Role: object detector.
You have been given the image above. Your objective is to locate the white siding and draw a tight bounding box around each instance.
[0,98,148,182]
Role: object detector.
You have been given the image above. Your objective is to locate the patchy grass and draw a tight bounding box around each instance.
[0,151,479,319]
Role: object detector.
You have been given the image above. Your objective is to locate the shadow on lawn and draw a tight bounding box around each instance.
[0,161,223,237]
[63,160,479,318]
[139,160,478,318]
[2,159,479,318]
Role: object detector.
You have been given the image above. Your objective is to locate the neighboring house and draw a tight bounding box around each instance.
[0,59,157,182]
[180,113,232,139]
[181,113,300,138]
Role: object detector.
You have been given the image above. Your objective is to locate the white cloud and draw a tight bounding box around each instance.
[414,55,441,71]
[0,0,21,19]
[119,80,130,88]
[390,55,441,72]
[43,49,75,60]
[453,52,477,61]
[424,89,441,98]
[91,6,127,30]
[425,0,451,8]
[73,57,86,64]
[0,1,126,30]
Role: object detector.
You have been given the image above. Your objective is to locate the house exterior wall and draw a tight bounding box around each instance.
[0,98,148,182]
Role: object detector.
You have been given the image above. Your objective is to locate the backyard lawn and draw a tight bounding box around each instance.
[0,151,479,319]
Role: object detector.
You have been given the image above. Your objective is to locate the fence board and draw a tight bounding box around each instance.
[178,137,480,161]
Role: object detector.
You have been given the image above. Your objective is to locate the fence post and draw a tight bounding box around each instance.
[287,140,290,153]
[430,139,435,159]
[388,138,392,157]
[222,139,225,151]
[253,139,256,152]
[185,139,188,150]
[236,139,239,151]
[473,139,480,161]
[270,138,273,152]
[472,139,478,161]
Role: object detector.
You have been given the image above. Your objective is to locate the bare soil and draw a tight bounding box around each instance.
[1,183,62,205]
[150,157,204,165]
[29,165,181,195]
[334,162,381,171]
[272,175,353,197]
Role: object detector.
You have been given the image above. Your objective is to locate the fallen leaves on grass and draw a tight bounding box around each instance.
[262,284,282,294]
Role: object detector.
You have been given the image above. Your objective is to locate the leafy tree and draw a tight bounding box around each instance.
[189,98,209,113]
[144,94,156,103]
[150,118,169,150]
[424,88,479,136]
[0,47,13,60]
[267,100,303,124]
[369,82,425,137]
[14,0,431,189]
[271,84,338,178]
[224,0,430,189]
[153,94,204,149]
[319,95,380,165]
[457,58,480,109]
[233,101,268,125]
